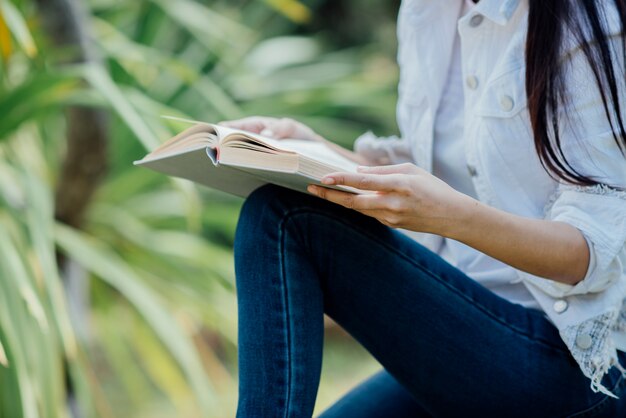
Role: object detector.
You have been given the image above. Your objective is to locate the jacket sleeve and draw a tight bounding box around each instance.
[353,131,414,166]
[527,27,626,297]
[544,185,626,296]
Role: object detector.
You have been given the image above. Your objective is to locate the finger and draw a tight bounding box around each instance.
[218,119,263,132]
[260,127,276,137]
[357,163,421,175]
[219,117,274,134]
[266,118,297,139]
[261,120,283,138]
[307,185,385,210]
[320,172,407,192]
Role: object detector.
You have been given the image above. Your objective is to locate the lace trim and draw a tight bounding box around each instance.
[544,183,626,215]
[613,298,626,333]
[560,184,626,199]
[561,310,626,397]
[542,183,626,220]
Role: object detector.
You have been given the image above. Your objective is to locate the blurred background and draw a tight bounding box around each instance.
[0,0,401,416]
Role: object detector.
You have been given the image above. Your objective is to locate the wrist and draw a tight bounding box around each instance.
[439,193,483,240]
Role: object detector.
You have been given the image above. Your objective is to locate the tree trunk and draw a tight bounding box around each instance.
[35,1,109,416]
[35,0,108,229]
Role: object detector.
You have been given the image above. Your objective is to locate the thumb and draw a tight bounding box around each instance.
[357,163,420,175]
[261,121,288,139]
[267,118,300,139]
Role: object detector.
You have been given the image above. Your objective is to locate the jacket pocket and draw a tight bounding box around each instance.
[474,64,528,119]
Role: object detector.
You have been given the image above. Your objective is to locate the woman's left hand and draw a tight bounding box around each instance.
[307,163,474,236]
[309,163,591,285]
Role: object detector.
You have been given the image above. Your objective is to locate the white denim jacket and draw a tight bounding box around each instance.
[355,0,626,395]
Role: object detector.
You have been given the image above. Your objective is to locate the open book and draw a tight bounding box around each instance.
[134,122,360,197]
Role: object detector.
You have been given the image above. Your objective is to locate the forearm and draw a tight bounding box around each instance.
[313,166,590,286]
[445,197,590,285]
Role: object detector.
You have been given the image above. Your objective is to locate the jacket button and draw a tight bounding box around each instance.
[466,75,479,90]
[553,299,568,313]
[575,333,593,350]
[469,14,484,28]
[500,95,514,111]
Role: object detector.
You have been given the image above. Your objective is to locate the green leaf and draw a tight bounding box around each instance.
[0,219,45,418]
[0,71,80,140]
[150,0,254,47]
[93,16,244,119]
[55,223,217,415]
[0,3,12,62]
[22,169,78,361]
[82,63,160,150]
[263,0,312,23]
[0,1,37,57]
[0,336,7,367]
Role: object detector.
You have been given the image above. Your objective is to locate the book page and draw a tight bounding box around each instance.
[272,140,359,173]
[144,123,218,159]
[217,126,358,173]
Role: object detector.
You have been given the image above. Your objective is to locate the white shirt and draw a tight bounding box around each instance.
[432,0,540,310]
[354,0,626,395]
[432,2,473,198]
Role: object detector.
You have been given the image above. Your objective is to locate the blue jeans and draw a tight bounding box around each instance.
[234,185,626,417]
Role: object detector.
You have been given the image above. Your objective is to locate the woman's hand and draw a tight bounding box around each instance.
[307,163,473,236]
[219,116,324,142]
[309,162,590,285]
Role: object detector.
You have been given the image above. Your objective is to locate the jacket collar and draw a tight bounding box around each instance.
[472,0,521,25]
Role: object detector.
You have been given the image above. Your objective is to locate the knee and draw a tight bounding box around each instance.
[236,185,302,243]
[239,184,297,224]
[241,184,285,215]
[235,185,309,272]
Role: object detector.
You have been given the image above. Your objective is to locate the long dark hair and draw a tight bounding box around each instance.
[525,0,626,186]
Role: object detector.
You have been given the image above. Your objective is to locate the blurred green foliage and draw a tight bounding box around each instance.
[0,0,399,416]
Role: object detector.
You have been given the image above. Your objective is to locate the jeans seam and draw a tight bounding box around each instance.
[281,207,568,355]
[278,216,293,418]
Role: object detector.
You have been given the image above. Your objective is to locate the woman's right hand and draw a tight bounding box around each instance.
[219,116,325,143]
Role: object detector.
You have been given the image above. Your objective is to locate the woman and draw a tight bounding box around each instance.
[224,0,626,416]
